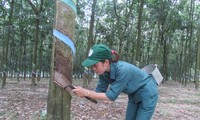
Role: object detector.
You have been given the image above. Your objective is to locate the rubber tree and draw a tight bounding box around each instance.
[83,0,97,87]
[1,0,14,89]
[135,0,144,64]
[195,27,200,90]
[25,0,44,91]
[47,0,76,119]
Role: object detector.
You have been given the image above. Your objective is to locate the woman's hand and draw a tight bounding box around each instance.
[72,86,90,98]
[72,86,110,101]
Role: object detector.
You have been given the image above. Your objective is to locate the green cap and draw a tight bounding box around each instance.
[82,44,112,67]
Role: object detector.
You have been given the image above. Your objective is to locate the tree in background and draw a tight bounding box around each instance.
[0,0,53,88]
[1,0,14,88]
[25,0,44,91]
[195,22,200,90]
[135,0,144,64]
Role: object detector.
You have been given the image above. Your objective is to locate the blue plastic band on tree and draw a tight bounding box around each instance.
[61,0,77,14]
[53,29,76,55]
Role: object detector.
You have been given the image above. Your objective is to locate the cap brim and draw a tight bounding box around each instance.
[81,59,99,67]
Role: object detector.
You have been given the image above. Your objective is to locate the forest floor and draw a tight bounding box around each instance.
[0,78,200,120]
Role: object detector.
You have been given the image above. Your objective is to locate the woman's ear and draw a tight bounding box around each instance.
[104,59,110,71]
[104,59,110,66]
[105,59,110,64]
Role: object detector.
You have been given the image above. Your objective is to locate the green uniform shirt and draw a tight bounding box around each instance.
[95,61,151,101]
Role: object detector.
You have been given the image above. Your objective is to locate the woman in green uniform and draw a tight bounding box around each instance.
[72,44,158,120]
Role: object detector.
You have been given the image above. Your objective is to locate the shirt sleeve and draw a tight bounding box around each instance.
[105,66,132,101]
[95,75,109,93]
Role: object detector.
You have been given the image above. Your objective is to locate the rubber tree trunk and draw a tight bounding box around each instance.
[83,0,97,88]
[26,0,44,91]
[195,27,200,90]
[2,0,14,89]
[47,0,76,120]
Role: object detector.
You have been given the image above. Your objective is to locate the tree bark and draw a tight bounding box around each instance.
[195,27,200,90]
[135,0,144,63]
[83,0,97,87]
[87,0,97,51]
[2,0,14,88]
[47,0,76,119]
[157,1,168,82]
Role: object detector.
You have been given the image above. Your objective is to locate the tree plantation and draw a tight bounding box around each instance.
[0,0,200,119]
[1,0,200,89]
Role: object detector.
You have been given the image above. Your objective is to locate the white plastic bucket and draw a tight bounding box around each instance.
[141,64,163,85]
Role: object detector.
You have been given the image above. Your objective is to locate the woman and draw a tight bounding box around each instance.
[72,44,158,120]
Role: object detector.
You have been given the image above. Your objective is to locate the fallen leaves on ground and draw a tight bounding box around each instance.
[0,79,200,120]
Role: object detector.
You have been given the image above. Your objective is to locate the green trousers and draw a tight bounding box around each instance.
[126,78,158,120]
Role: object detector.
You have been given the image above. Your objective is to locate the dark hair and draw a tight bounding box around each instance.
[100,50,119,64]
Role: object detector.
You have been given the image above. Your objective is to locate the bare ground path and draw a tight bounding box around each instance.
[0,78,200,120]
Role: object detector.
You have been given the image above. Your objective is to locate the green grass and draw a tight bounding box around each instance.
[0,111,5,116]
[164,98,198,105]
[194,93,200,97]
[33,110,47,120]
[6,111,16,120]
